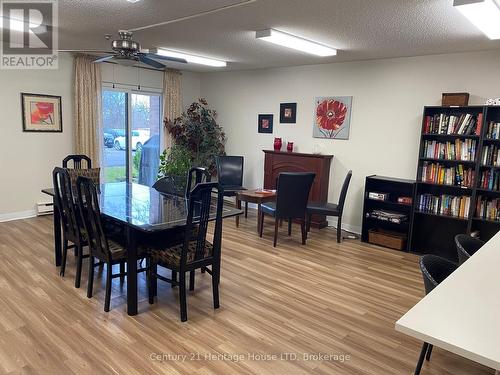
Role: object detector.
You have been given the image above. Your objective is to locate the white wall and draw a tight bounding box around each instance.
[0,53,74,220]
[0,55,201,220]
[200,50,500,232]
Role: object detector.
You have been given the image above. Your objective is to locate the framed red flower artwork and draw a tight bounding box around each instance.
[21,93,62,132]
[313,96,352,139]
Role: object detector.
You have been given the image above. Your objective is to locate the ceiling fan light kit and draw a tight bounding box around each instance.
[453,0,500,39]
[255,29,337,57]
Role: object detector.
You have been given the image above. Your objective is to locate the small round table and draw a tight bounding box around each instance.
[235,189,276,232]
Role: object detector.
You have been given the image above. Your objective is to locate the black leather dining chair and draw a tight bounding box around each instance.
[62,154,92,169]
[306,170,352,243]
[216,156,248,215]
[415,255,458,374]
[259,172,315,247]
[454,234,484,265]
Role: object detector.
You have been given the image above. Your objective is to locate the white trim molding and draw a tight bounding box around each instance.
[0,210,37,223]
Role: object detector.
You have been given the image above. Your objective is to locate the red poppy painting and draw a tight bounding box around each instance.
[313,96,352,139]
[30,102,55,125]
[22,93,62,132]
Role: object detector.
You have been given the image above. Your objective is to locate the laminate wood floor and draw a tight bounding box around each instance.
[0,213,492,374]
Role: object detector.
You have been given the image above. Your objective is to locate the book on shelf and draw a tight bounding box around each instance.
[366,209,407,224]
[420,162,474,187]
[418,194,470,218]
[422,139,476,161]
[423,112,480,136]
[397,196,413,205]
[475,196,500,221]
[485,120,500,139]
[481,145,500,166]
[368,192,389,201]
[479,169,500,191]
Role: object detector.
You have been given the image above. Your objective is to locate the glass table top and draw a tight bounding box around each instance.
[43,182,242,232]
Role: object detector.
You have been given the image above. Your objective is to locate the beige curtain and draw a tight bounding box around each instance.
[73,54,102,165]
[163,69,182,149]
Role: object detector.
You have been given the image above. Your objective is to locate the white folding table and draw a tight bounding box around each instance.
[396,230,500,373]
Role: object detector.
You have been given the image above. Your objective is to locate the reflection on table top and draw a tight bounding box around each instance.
[42,182,242,232]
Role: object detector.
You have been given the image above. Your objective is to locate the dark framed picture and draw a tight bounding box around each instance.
[280,102,297,123]
[258,114,273,134]
[21,93,63,132]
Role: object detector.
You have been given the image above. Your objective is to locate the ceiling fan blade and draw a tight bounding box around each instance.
[145,53,187,64]
[93,55,115,63]
[58,50,113,53]
[139,55,166,69]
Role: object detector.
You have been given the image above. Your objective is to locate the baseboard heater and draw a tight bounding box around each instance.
[37,201,54,216]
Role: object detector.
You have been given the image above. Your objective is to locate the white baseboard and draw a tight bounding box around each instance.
[0,209,37,223]
[233,202,361,235]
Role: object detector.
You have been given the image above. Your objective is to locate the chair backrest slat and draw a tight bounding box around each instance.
[76,176,110,260]
[52,167,81,242]
[63,155,92,169]
[181,182,222,267]
[216,156,244,187]
[275,172,315,219]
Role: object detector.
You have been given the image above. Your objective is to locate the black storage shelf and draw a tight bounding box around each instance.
[361,175,415,252]
[411,105,500,261]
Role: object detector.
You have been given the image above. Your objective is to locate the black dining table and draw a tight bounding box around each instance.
[42,182,242,316]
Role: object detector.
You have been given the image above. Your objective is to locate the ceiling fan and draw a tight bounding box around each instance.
[62,30,187,69]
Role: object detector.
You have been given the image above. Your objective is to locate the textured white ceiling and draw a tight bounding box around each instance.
[57,0,500,72]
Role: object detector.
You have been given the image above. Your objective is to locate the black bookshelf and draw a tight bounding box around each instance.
[361,175,415,251]
[411,105,500,261]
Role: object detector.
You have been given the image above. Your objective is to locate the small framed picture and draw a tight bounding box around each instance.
[280,103,297,123]
[258,114,273,134]
[21,93,63,132]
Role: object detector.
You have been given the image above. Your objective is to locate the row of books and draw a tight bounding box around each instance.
[417,194,471,218]
[485,121,500,140]
[422,139,477,161]
[475,196,500,221]
[420,162,474,187]
[479,169,500,191]
[423,113,481,135]
[481,145,500,166]
[366,210,407,224]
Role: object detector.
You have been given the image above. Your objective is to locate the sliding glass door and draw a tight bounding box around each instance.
[101,89,162,185]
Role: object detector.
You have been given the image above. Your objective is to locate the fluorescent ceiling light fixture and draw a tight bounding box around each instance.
[453,0,500,39]
[127,0,141,3]
[256,29,337,56]
[153,48,227,67]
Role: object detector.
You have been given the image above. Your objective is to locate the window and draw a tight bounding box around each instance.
[101,89,162,186]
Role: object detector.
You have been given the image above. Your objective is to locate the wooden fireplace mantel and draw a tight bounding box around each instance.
[263,150,333,228]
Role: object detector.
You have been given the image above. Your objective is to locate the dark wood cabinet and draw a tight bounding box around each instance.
[263,150,333,228]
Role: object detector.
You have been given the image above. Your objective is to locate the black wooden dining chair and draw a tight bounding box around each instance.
[415,255,458,374]
[259,172,315,247]
[62,154,92,169]
[52,167,88,288]
[306,170,352,243]
[147,182,224,322]
[76,176,148,312]
[216,156,248,216]
[455,234,484,265]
